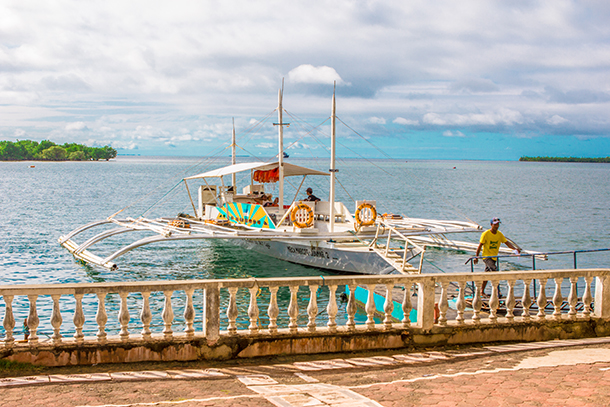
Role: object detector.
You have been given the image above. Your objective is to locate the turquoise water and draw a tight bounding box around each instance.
[1,157,609,336]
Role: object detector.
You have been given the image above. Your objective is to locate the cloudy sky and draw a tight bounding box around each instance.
[1,0,609,160]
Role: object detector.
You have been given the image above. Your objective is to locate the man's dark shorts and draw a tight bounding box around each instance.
[484,258,498,271]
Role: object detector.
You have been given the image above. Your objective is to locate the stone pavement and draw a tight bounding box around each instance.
[1,337,610,407]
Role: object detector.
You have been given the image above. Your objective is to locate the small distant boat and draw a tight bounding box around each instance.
[29,165,35,168]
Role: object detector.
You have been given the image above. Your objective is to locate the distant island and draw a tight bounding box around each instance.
[519,156,610,163]
[0,140,117,161]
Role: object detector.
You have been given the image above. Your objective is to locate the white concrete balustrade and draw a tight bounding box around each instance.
[1,269,610,349]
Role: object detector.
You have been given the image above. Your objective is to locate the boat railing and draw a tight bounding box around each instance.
[2,268,610,352]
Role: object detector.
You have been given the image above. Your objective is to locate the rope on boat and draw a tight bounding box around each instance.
[334,116,478,226]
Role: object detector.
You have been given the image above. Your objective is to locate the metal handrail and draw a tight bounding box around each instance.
[465,248,610,273]
[464,248,610,299]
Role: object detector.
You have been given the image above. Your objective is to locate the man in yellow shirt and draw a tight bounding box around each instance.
[474,217,520,294]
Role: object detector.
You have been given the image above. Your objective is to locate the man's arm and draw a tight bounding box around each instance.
[474,242,483,264]
[504,240,521,253]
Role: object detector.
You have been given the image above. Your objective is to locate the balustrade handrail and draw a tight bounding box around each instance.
[2,268,610,352]
[1,268,610,294]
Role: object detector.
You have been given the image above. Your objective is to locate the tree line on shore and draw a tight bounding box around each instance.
[519,156,610,163]
[0,140,117,161]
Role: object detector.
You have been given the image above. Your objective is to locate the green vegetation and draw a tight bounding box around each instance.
[0,359,41,373]
[519,156,610,163]
[0,140,117,161]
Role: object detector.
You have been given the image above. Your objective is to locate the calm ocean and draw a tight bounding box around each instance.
[1,156,609,335]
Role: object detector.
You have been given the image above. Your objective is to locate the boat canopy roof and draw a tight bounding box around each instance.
[184,161,329,180]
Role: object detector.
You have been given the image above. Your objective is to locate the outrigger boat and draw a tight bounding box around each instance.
[59,87,532,274]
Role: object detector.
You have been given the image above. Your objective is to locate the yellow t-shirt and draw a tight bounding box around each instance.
[480,229,507,259]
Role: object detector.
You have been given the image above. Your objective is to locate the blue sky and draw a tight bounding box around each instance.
[1,1,609,160]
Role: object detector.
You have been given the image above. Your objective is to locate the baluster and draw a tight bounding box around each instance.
[537,279,547,319]
[505,279,516,321]
[139,292,151,340]
[96,292,108,343]
[521,279,532,321]
[119,292,130,341]
[438,282,448,326]
[268,286,280,333]
[50,294,63,345]
[402,285,412,327]
[266,286,280,333]
[73,294,84,344]
[553,278,563,320]
[489,280,499,322]
[383,284,395,330]
[2,295,15,348]
[365,284,376,330]
[455,281,465,325]
[307,285,318,332]
[582,276,593,318]
[471,280,482,323]
[226,287,238,335]
[27,294,40,345]
[327,285,338,333]
[248,286,260,334]
[346,284,357,331]
[184,288,195,338]
[162,291,174,339]
[288,285,299,333]
[567,277,578,320]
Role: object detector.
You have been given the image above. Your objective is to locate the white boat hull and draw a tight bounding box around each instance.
[231,238,396,275]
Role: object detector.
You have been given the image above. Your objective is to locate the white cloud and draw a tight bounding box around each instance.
[423,109,524,126]
[442,130,465,137]
[288,65,343,85]
[286,141,313,150]
[393,117,419,126]
[368,117,386,125]
[65,122,86,131]
[169,134,197,142]
[256,142,275,149]
[546,115,569,125]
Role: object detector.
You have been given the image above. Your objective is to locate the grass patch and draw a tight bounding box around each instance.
[0,359,42,373]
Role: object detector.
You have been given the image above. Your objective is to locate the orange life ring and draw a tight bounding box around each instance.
[290,203,314,228]
[355,202,377,227]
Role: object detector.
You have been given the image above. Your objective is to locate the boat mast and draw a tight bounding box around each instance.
[231,118,236,190]
[329,82,337,232]
[277,88,285,211]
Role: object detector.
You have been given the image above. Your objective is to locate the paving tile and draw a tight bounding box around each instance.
[267,393,324,406]
[0,375,50,387]
[294,373,319,383]
[247,384,301,395]
[293,359,355,371]
[237,375,279,386]
[346,356,398,366]
[48,373,111,383]
[166,369,227,379]
[109,370,170,381]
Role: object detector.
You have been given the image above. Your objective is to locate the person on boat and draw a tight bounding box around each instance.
[303,187,320,202]
[264,197,279,207]
[474,217,520,294]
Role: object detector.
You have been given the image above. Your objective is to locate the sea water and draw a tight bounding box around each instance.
[1,157,609,336]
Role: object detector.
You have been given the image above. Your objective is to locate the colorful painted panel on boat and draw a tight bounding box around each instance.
[216,203,276,229]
